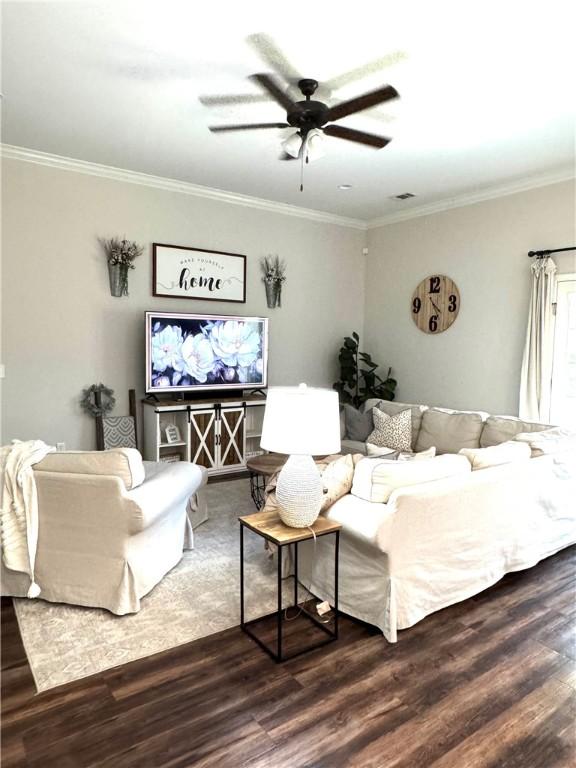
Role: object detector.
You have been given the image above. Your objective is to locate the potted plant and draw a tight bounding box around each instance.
[333,331,397,407]
[101,237,143,297]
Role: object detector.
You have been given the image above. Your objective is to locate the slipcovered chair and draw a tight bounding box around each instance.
[1,448,208,614]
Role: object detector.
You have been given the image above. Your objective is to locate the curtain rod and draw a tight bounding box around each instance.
[528,246,576,258]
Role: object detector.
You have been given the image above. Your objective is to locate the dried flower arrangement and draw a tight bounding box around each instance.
[260,255,286,308]
[100,237,143,296]
[101,237,143,268]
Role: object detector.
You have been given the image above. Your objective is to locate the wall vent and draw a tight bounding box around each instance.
[390,192,416,200]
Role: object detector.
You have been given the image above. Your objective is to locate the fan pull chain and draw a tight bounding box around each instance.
[300,145,305,192]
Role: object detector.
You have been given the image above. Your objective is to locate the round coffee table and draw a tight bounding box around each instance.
[246,453,288,509]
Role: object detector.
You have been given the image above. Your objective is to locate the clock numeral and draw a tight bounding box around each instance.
[429,276,441,294]
[429,315,438,333]
[412,297,422,314]
[448,294,457,312]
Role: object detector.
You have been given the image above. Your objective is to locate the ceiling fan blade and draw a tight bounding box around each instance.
[325,85,399,122]
[323,124,391,148]
[250,73,296,112]
[200,93,271,107]
[209,122,290,132]
[324,51,407,91]
[246,33,301,84]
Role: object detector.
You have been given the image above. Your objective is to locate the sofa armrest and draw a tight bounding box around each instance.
[126,462,205,531]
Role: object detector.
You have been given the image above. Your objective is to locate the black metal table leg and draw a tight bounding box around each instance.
[293,542,299,608]
[277,542,283,661]
[240,523,245,627]
[334,529,340,639]
[240,522,341,662]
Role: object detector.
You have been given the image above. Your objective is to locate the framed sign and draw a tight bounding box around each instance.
[153,243,246,303]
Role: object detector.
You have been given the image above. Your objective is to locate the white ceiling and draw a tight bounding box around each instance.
[2,0,575,221]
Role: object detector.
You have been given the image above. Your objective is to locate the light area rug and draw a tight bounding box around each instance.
[13,479,302,693]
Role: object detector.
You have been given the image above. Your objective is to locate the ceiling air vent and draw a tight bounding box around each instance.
[390,192,416,200]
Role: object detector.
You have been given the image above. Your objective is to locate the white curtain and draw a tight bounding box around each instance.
[519,257,557,422]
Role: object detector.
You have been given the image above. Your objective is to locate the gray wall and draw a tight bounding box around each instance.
[364,180,576,415]
[2,159,366,449]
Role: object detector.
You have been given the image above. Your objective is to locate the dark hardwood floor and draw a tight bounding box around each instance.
[2,546,575,768]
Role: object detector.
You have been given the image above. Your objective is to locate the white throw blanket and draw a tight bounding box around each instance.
[0,440,55,597]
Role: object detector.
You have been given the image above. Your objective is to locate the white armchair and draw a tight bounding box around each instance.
[1,449,208,614]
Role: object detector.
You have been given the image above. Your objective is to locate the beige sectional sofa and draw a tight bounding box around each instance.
[301,400,576,642]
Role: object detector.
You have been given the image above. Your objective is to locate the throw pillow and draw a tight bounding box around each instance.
[365,443,398,457]
[397,446,437,461]
[343,404,375,442]
[375,401,428,450]
[320,454,356,512]
[367,408,412,452]
[459,441,531,470]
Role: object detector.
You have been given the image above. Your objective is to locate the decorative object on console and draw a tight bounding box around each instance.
[367,407,412,452]
[260,255,286,308]
[164,424,182,444]
[333,331,397,407]
[411,275,460,334]
[153,243,246,303]
[100,237,143,297]
[260,384,340,527]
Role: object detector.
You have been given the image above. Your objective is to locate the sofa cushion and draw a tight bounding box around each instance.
[34,448,145,490]
[415,409,484,454]
[343,404,375,442]
[351,454,471,504]
[375,401,428,450]
[367,408,412,452]
[513,427,576,457]
[459,441,531,470]
[480,415,550,448]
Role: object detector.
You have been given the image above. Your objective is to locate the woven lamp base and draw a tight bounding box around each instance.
[276,454,323,528]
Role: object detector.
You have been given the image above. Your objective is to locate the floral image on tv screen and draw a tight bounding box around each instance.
[149,315,266,390]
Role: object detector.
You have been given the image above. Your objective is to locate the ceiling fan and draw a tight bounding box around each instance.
[208,74,399,163]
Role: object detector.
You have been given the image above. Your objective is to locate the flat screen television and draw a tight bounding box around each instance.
[145,311,268,395]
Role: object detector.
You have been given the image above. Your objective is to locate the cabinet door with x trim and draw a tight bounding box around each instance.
[218,406,246,469]
[189,408,218,470]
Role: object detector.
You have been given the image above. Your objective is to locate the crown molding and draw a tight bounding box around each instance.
[367,167,576,229]
[0,144,367,231]
[3,143,572,233]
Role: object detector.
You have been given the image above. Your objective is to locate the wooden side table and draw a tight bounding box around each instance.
[245,453,288,509]
[239,509,341,662]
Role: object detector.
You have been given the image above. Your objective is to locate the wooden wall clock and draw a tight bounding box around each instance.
[411,275,460,334]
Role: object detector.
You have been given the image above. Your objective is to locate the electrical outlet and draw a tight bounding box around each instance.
[56,442,66,452]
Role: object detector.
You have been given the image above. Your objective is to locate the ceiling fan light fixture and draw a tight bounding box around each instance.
[282,132,303,158]
[304,128,325,162]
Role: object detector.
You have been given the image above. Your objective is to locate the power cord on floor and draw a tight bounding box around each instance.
[283,526,332,624]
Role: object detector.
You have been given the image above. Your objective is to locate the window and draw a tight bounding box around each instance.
[550,275,576,427]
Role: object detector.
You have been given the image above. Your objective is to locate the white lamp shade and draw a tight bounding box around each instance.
[283,132,303,158]
[305,129,325,161]
[260,384,341,455]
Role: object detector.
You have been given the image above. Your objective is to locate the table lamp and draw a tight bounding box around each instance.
[260,384,341,527]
